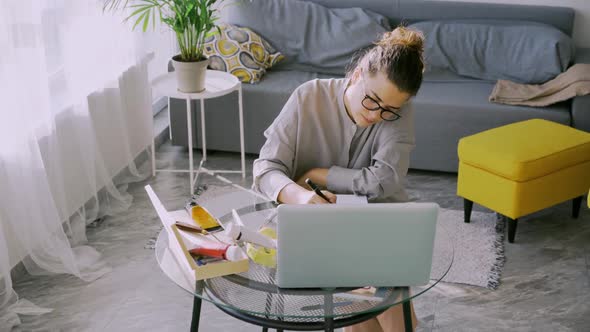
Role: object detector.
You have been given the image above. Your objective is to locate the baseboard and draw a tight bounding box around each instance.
[153,96,167,116]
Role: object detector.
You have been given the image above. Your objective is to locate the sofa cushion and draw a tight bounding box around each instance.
[244,70,340,96]
[409,80,571,172]
[203,24,284,83]
[169,70,340,154]
[221,0,391,75]
[414,80,571,124]
[423,67,484,83]
[572,48,590,132]
[410,20,575,84]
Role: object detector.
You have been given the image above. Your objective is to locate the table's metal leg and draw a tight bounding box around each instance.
[276,298,285,330]
[187,98,194,194]
[263,270,279,332]
[168,96,172,140]
[402,287,413,332]
[238,86,246,179]
[190,280,204,332]
[200,98,207,162]
[263,292,273,318]
[193,159,204,190]
[151,136,156,177]
[324,293,334,332]
[403,301,413,332]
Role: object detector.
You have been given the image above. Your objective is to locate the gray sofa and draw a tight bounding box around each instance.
[169,0,590,173]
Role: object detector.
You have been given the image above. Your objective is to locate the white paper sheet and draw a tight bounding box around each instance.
[336,195,368,205]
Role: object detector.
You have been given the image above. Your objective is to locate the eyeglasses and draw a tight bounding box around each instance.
[361,95,401,121]
[360,73,402,122]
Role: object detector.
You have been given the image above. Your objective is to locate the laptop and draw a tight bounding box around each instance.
[276,203,439,288]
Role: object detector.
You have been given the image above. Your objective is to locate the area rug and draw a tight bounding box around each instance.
[431,209,505,289]
[149,184,505,290]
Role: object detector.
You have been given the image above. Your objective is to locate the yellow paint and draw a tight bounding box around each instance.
[246,227,277,268]
[189,206,222,231]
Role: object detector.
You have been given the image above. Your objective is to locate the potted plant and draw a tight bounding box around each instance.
[104,0,222,93]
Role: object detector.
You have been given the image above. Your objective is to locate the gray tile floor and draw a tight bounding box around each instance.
[10,123,590,332]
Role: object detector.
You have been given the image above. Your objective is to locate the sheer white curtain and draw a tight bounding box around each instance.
[0,0,174,329]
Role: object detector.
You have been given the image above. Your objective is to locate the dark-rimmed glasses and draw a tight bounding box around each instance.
[360,74,402,122]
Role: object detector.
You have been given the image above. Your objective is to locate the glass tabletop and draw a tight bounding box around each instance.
[155,188,454,322]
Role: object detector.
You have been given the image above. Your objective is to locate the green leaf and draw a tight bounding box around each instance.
[105,0,226,57]
[142,9,151,31]
[103,0,131,12]
[185,3,195,17]
[132,10,149,31]
[204,28,219,39]
[124,4,152,23]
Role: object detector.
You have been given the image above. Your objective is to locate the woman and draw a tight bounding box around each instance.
[253,26,425,331]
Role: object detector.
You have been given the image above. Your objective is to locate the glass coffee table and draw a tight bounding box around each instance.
[155,189,454,332]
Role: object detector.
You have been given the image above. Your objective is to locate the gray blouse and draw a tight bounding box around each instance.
[252,78,416,202]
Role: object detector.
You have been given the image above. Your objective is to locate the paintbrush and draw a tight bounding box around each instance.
[175,221,226,244]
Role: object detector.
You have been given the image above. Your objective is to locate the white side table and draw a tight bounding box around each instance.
[151,70,246,194]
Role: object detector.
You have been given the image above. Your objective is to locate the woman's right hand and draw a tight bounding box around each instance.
[278,183,336,204]
[298,189,336,204]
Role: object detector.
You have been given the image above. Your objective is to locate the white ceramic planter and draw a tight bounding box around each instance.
[172,55,210,93]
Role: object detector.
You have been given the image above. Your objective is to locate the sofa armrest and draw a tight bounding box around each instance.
[572,48,590,132]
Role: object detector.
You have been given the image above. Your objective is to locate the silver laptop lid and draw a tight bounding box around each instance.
[276,203,439,288]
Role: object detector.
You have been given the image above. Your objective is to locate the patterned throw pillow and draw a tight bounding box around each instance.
[203,24,284,83]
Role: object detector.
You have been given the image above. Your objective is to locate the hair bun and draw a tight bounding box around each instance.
[377,26,424,53]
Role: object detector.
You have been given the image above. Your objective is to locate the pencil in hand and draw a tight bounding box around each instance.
[305,178,332,203]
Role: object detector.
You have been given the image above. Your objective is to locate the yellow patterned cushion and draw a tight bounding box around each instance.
[203,24,284,83]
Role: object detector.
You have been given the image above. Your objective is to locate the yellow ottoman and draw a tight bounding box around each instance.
[457,119,590,243]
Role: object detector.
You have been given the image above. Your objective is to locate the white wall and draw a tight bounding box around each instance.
[434,0,590,48]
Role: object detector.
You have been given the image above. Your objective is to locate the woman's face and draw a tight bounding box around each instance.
[345,69,411,128]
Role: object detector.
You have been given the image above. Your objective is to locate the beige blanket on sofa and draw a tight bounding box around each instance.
[489,63,590,107]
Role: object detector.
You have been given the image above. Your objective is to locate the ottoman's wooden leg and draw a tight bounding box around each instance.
[506,217,518,243]
[572,196,583,219]
[464,199,473,223]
